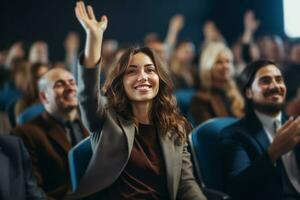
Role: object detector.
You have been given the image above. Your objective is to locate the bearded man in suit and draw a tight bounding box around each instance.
[221,60,300,200]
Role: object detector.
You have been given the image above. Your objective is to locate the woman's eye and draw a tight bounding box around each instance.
[126,69,136,74]
[146,68,155,73]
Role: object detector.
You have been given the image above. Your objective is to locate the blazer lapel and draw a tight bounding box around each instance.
[251,112,288,152]
[118,116,135,155]
[247,112,270,152]
[159,133,181,200]
[43,114,71,152]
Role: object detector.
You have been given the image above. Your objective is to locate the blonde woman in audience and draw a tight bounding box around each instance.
[69,2,206,199]
[189,42,244,125]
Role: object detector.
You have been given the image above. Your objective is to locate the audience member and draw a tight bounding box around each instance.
[201,20,224,50]
[0,134,46,200]
[68,2,206,199]
[169,40,198,90]
[4,42,26,70]
[11,68,89,199]
[189,42,244,125]
[283,40,300,102]
[64,31,81,77]
[14,62,49,117]
[221,60,300,200]
[238,10,260,74]
[258,35,286,66]
[29,41,49,64]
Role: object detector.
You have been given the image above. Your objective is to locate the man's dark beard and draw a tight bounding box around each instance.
[251,87,286,115]
[253,101,285,115]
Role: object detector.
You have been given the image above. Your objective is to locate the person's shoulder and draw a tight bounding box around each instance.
[0,134,21,145]
[192,89,211,102]
[11,114,46,136]
[221,115,252,139]
[0,135,23,154]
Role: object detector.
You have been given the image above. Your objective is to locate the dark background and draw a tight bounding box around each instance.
[0,0,284,61]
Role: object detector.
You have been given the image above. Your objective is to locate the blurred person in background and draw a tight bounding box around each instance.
[189,42,244,125]
[234,10,261,76]
[0,134,46,200]
[258,35,286,67]
[283,40,300,103]
[64,31,81,75]
[29,41,49,64]
[14,62,49,117]
[169,40,198,90]
[145,14,184,64]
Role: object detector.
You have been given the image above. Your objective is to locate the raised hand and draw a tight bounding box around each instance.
[75,1,108,36]
[203,20,222,42]
[268,116,300,162]
[242,10,259,43]
[169,14,184,32]
[244,10,260,33]
[74,1,107,67]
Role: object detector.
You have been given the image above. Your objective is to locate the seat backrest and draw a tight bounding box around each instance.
[174,89,196,117]
[68,136,92,191]
[189,117,237,191]
[5,96,20,127]
[16,103,45,125]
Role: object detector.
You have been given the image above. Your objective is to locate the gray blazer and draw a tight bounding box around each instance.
[69,63,206,200]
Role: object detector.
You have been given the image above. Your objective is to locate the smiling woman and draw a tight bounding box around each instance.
[68,1,207,200]
[121,52,159,106]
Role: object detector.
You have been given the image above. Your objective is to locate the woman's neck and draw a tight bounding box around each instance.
[132,102,152,124]
[212,80,228,90]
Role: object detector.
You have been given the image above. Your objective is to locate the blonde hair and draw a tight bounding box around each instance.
[199,42,244,117]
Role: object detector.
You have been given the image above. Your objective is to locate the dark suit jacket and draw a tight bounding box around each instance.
[68,64,206,200]
[0,135,46,200]
[11,112,89,200]
[220,111,300,200]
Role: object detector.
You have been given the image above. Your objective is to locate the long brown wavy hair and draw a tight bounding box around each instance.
[102,47,191,143]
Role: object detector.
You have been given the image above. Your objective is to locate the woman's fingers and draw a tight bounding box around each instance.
[87,5,96,20]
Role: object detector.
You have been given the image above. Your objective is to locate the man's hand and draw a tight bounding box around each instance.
[268,116,300,162]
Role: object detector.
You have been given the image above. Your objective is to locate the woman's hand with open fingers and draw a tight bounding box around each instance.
[74,1,106,67]
[268,116,300,162]
[75,1,108,36]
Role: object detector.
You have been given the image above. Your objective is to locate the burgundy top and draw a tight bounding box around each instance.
[96,123,170,199]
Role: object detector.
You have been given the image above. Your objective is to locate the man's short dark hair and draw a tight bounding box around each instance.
[239,59,278,113]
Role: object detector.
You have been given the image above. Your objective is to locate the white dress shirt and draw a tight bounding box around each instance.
[255,110,300,193]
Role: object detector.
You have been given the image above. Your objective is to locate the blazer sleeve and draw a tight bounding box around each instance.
[221,130,277,199]
[177,143,207,200]
[17,137,47,200]
[77,54,107,144]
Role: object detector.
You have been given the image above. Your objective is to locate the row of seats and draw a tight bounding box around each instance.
[68,117,237,200]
